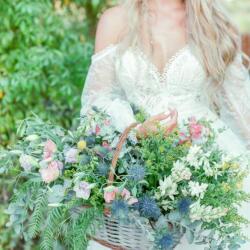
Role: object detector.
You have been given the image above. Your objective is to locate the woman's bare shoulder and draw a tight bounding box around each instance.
[94,4,127,53]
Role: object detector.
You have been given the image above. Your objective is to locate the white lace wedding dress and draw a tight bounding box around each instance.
[81,43,250,250]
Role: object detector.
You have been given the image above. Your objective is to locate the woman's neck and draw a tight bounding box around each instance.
[149,0,184,10]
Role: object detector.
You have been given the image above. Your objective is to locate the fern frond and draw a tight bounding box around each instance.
[11,179,41,203]
[28,189,47,239]
[65,207,103,250]
[40,206,66,250]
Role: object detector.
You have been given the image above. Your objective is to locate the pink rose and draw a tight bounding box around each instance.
[102,141,112,151]
[104,186,119,203]
[178,131,190,144]
[39,160,62,183]
[121,188,131,200]
[43,139,57,161]
[104,119,111,126]
[95,125,101,135]
[189,117,203,140]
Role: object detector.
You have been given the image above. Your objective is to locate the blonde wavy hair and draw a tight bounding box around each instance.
[118,0,241,83]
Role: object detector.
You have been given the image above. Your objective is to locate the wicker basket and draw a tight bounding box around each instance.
[91,122,156,250]
[93,214,154,250]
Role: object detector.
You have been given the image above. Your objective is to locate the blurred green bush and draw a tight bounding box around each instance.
[0,0,114,249]
[0,0,92,147]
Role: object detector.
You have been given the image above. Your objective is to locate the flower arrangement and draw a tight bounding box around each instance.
[0,108,249,250]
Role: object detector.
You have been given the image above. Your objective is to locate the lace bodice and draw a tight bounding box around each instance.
[80,43,250,149]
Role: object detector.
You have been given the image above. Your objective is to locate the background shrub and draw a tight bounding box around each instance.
[0,1,114,249]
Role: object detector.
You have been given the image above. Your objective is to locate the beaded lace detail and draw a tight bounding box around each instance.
[134,45,189,83]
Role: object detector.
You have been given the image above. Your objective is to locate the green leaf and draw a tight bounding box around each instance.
[186,229,194,244]
[168,210,181,222]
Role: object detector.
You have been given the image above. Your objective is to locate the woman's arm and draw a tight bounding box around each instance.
[217,53,250,149]
[94,6,127,54]
[80,6,137,133]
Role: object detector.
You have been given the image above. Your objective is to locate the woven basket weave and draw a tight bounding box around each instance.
[92,122,156,250]
[93,214,154,250]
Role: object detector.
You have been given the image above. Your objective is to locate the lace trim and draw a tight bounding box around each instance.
[134,45,189,83]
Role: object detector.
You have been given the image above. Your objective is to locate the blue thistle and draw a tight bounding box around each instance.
[111,200,129,220]
[127,165,146,182]
[138,196,161,220]
[156,233,174,250]
[178,198,192,215]
[97,162,109,177]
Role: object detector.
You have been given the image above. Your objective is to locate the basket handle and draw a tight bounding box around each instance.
[107,122,140,185]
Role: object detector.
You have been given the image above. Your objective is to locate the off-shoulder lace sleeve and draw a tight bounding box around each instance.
[80,45,136,132]
[217,53,250,149]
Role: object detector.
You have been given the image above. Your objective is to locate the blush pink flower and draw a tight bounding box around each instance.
[189,117,203,140]
[43,139,57,161]
[121,188,131,200]
[104,186,119,203]
[104,119,111,126]
[178,131,190,144]
[102,141,112,151]
[95,125,101,135]
[39,160,62,183]
[121,188,138,205]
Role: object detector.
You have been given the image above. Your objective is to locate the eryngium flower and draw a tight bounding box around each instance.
[156,233,174,250]
[127,165,146,182]
[137,196,161,220]
[178,198,192,215]
[111,200,129,220]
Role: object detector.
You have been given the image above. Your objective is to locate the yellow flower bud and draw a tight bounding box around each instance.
[222,162,230,170]
[231,163,240,170]
[77,140,87,151]
[0,90,4,100]
[222,182,231,192]
[236,181,243,189]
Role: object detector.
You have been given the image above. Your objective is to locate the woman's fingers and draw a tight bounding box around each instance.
[140,109,178,138]
[149,112,171,122]
[164,112,178,135]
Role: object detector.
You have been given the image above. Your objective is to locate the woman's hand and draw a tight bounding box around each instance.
[136,109,178,139]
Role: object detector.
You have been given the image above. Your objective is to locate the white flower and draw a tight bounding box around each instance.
[73,181,95,200]
[160,199,175,211]
[158,176,178,200]
[64,148,78,163]
[186,145,202,169]
[188,181,208,199]
[19,154,38,171]
[200,157,214,177]
[190,201,228,222]
[181,187,189,196]
[171,160,192,182]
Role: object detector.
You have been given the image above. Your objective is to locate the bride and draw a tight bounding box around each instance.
[81,0,250,249]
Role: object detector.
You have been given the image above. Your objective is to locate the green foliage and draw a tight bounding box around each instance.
[139,130,189,187]
[0,0,93,146]
[41,207,66,250]
[65,207,103,250]
[28,189,48,239]
[225,0,250,32]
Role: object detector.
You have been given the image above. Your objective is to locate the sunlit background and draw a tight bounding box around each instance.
[0,0,249,249]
